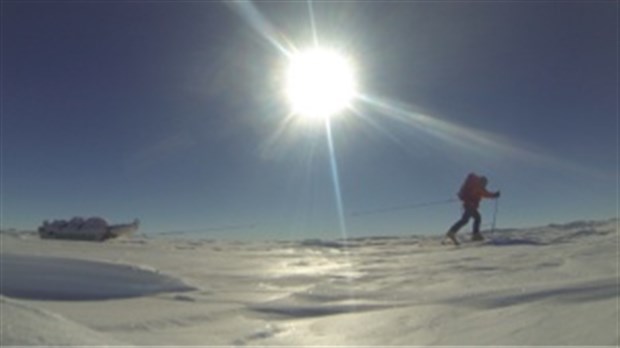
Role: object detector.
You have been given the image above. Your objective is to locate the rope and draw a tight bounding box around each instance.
[151,197,463,235]
[350,198,458,218]
[155,223,256,236]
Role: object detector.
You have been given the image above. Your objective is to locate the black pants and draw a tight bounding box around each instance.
[449,206,481,234]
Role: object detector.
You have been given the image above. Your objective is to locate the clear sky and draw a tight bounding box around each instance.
[2,1,617,240]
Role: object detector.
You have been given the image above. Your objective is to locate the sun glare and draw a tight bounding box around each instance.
[285,48,356,121]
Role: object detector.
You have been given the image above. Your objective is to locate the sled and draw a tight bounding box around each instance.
[38,217,140,241]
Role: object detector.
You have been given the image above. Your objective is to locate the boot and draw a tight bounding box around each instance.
[472,232,484,241]
[445,230,460,245]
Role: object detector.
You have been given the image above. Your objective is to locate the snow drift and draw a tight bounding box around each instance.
[1,254,196,301]
[0,296,123,346]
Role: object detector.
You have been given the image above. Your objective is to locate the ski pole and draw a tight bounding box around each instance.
[491,196,500,233]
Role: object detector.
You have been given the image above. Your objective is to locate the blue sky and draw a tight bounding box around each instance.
[2,1,617,240]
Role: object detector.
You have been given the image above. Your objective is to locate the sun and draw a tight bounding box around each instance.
[285,48,356,121]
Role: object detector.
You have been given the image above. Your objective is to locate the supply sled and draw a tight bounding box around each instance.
[38,217,139,241]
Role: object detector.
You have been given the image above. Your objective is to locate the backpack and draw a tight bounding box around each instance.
[458,173,481,201]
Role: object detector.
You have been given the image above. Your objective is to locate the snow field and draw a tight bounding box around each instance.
[1,218,617,346]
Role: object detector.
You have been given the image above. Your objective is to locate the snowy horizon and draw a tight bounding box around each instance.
[3,216,618,243]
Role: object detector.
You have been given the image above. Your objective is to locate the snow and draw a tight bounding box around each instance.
[2,254,195,301]
[1,218,618,346]
[1,297,123,346]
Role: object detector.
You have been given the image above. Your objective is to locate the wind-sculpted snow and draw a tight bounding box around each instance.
[0,218,617,346]
[0,296,125,346]
[1,254,196,300]
[446,278,619,309]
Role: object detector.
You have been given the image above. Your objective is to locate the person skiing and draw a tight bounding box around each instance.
[445,173,500,245]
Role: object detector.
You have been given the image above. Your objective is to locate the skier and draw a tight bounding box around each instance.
[445,173,500,245]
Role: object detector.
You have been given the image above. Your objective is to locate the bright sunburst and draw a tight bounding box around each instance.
[285,48,356,121]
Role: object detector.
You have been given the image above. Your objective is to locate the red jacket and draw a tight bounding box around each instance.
[458,173,498,209]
